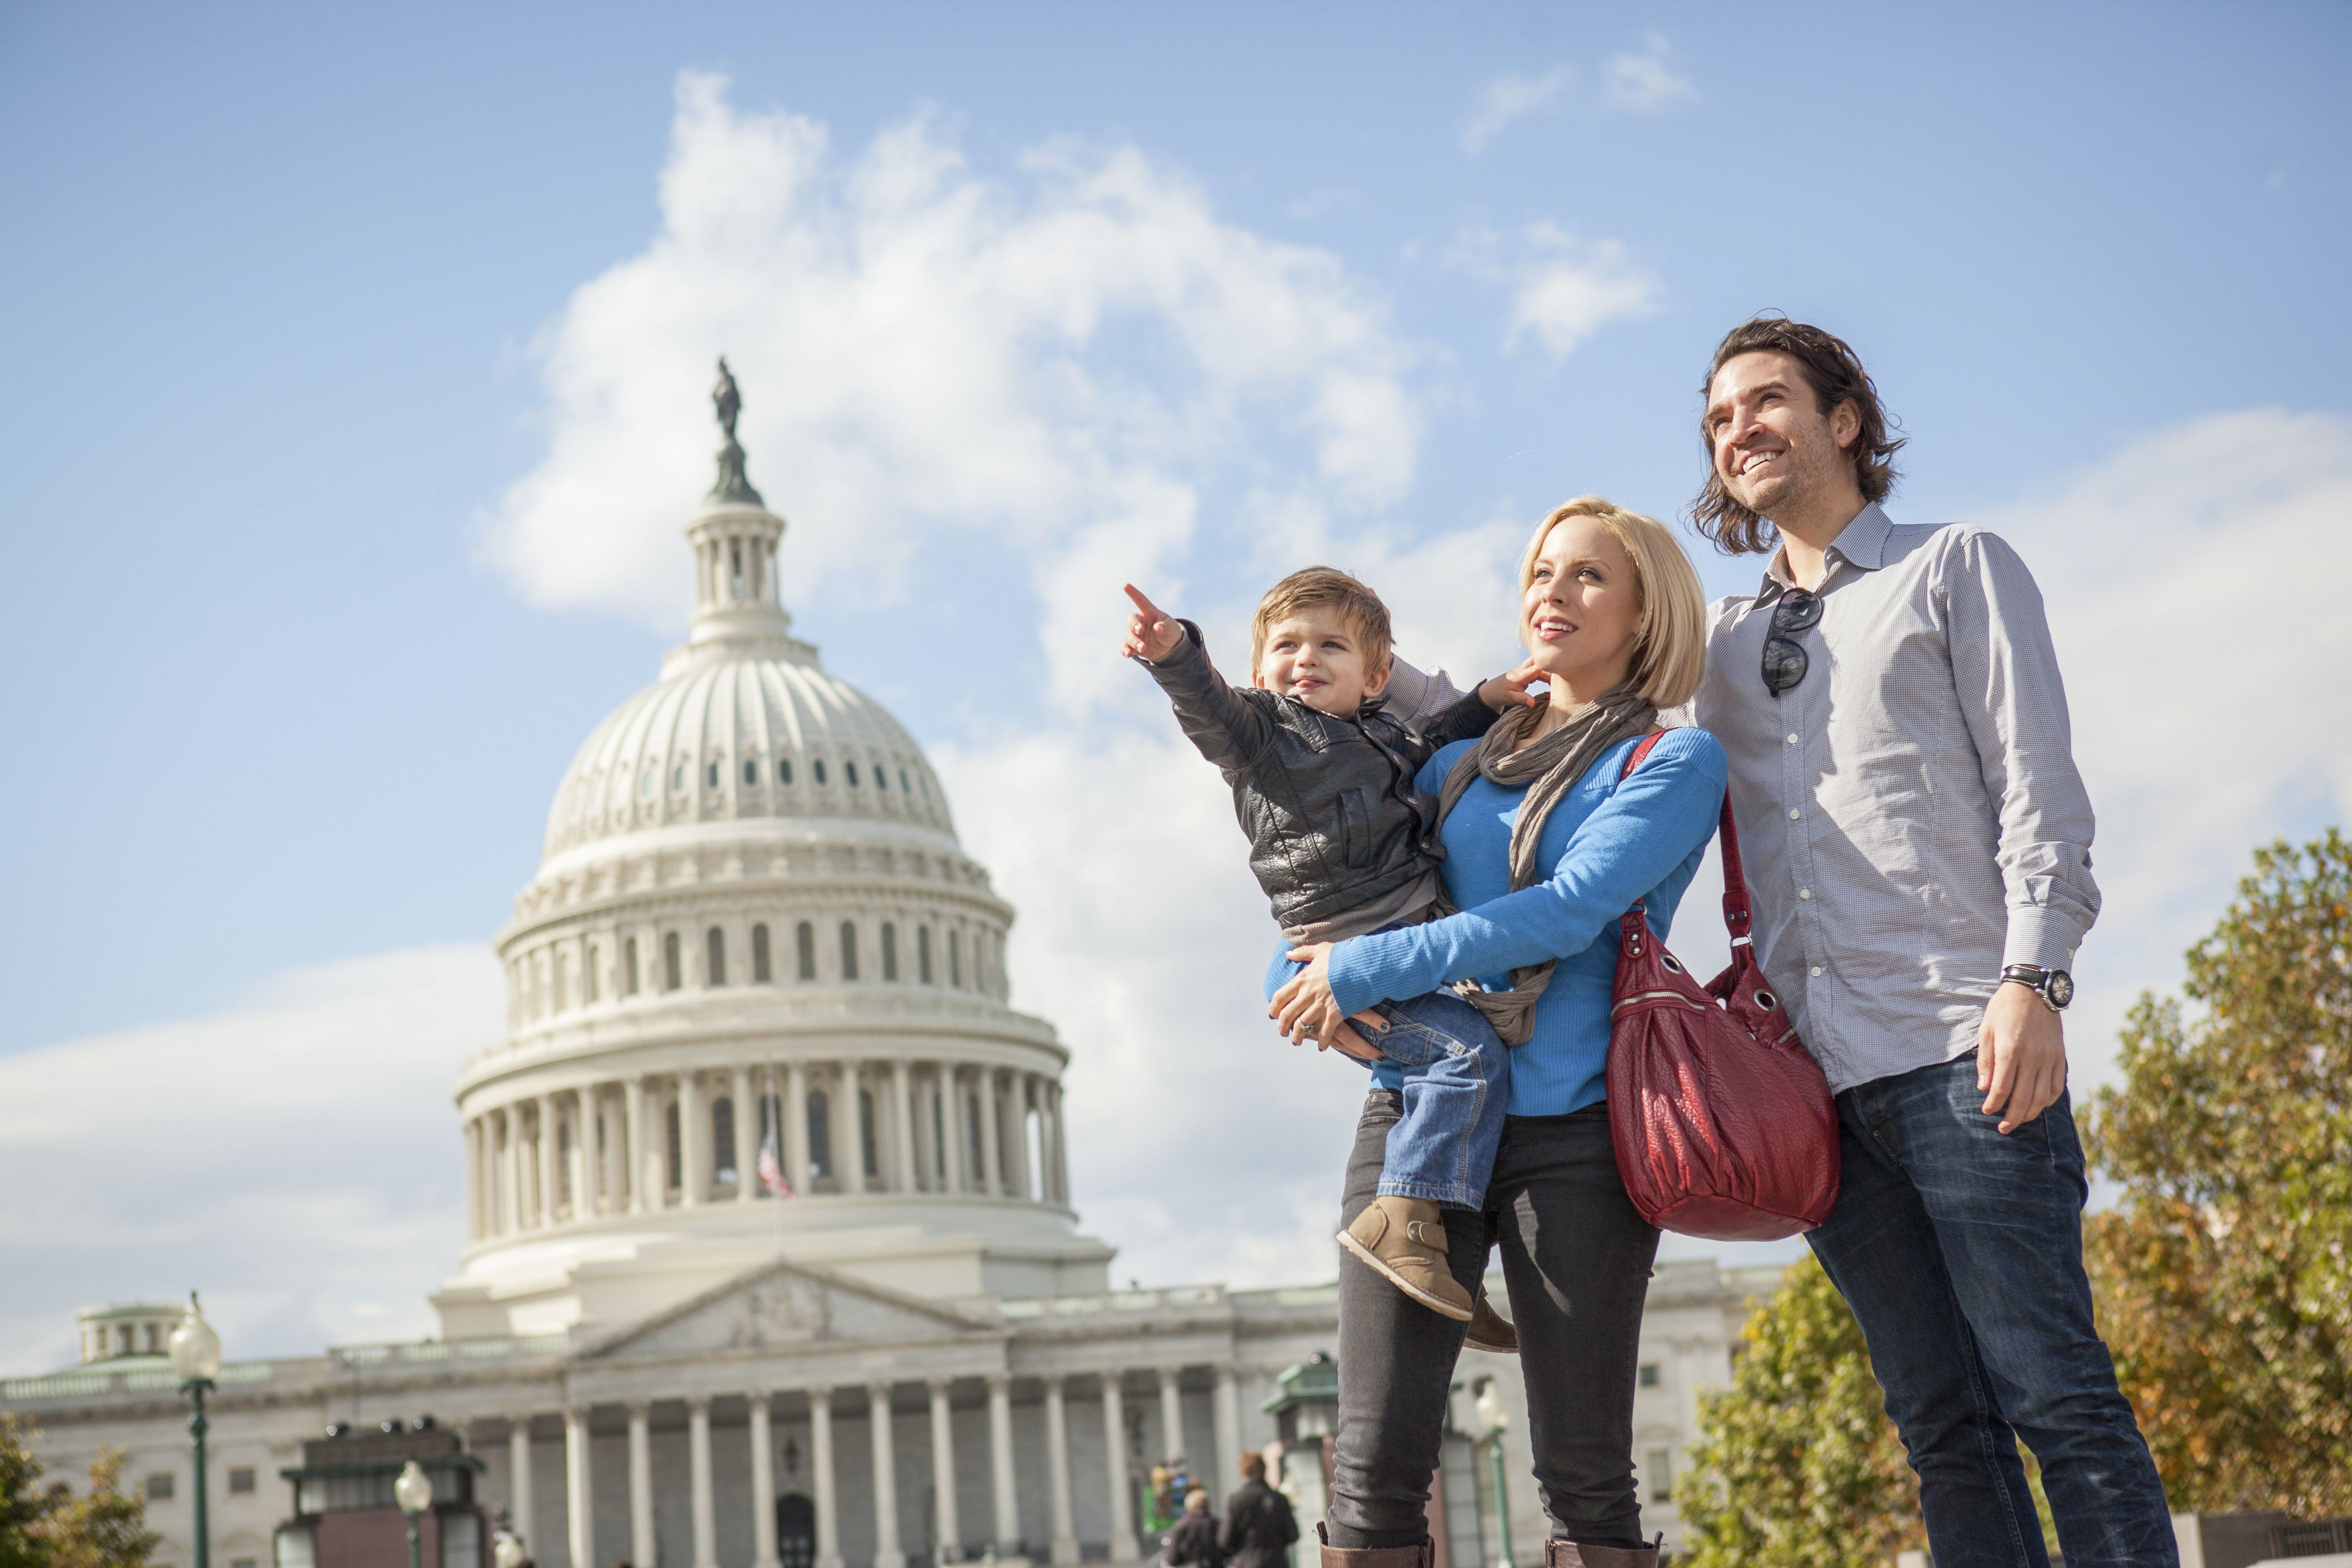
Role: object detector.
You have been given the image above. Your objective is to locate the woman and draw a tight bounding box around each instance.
[1271,498,1725,1568]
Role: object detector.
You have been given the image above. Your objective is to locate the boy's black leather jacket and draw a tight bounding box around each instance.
[1140,622,1500,932]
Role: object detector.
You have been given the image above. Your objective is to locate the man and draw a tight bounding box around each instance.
[1221,1451,1299,1568]
[1690,317,2174,1567]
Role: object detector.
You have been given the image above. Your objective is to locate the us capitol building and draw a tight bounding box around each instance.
[5,384,1779,1568]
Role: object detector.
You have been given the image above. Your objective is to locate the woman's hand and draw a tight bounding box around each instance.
[1271,942,1387,1061]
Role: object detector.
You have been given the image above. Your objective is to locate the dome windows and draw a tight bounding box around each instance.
[663,931,683,991]
[640,768,657,801]
[814,759,828,786]
[751,923,772,983]
[948,928,963,988]
[743,759,758,786]
[838,921,859,981]
[624,937,641,996]
[881,923,899,982]
[917,926,934,984]
[874,764,887,792]
[778,758,794,785]
[705,927,727,987]
[846,761,860,787]
[900,769,912,793]
[707,761,722,790]
[795,921,817,981]
[672,763,687,792]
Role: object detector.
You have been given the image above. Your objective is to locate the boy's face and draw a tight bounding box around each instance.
[1251,606,1390,718]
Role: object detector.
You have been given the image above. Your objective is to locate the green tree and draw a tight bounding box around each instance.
[3,1418,54,1568]
[0,1418,159,1568]
[1673,1255,1923,1568]
[2081,828,2352,1517]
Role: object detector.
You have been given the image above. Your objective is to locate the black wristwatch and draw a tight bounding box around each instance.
[2000,964,2074,1012]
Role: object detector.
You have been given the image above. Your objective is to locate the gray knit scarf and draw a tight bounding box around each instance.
[1432,682,1658,1045]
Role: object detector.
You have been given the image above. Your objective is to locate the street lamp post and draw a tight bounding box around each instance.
[167,1293,223,1568]
[396,1459,434,1568]
[1473,1381,1514,1568]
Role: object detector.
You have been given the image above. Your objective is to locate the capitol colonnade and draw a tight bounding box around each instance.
[460,1060,1072,1240]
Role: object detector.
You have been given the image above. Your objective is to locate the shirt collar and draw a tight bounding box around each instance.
[1756,501,1895,601]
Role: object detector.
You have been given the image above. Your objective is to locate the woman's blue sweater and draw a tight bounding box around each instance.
[1326,726,1728,1118]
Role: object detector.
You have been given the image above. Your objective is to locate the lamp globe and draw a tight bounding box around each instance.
[1473,1380,1509,1436]
[168,1293,223,1385]
[395,1460,433,1517]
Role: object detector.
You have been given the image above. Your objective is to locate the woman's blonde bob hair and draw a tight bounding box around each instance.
[1519,496,1708,710]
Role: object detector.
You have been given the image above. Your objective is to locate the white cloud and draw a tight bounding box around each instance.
[1601,33,1698,113]
[1456,222,1664,361]
[1458,65,1576,154]
[0,946,501,1371]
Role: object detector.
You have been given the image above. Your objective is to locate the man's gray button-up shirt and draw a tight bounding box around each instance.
[1694,503,2100,1094]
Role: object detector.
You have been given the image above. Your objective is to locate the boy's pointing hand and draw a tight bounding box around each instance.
[1120,583,1186,663]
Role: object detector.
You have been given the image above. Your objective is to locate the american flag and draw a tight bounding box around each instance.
[758,1123,793,1197]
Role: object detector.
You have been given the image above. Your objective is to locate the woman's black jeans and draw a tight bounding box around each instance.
[1328,1091,1660,1552]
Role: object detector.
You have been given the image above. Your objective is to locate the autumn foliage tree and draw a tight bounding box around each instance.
[0,1418,157,1568]
[2081,828,2352,1516]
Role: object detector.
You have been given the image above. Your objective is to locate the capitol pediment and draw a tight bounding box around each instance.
[577,1258,998,1363]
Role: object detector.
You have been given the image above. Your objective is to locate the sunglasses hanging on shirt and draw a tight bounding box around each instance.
[1762,587,1822,697]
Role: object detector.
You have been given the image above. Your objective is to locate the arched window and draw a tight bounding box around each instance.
[796,921,817,981]
[557,1118,575,1204]
[586,945,601,1003]
[743,759,758,785]
[949,928,963,988]
[666,1099,683,1190]
[859,1089,879,1178]
[806,1090,832,1178]
[839,921,859,981]
[917,926,934,985]
[779,758,794,784]
[706,926,727,987]
[712,1098,737,1184]
[752,924,772,983]
[814,759,828,785]
[900,769,912,793]
[846,761,860,787]
[624,936,641,996]
[673,763,686,791]
[881,922,899,982]
[707,761,720,789]
[874,765,887,792]
[663,931,682,991]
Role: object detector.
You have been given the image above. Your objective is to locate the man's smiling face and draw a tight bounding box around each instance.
[1705,349,1861,523]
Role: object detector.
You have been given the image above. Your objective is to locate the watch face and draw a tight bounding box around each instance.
[2046,970,2075,1008]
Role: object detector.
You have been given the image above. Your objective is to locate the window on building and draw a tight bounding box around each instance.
[707,761,720,789]
[806,1090,833,1178]
[874,764,887,791]
[663,931,682,991]
[1638,1363,1662,1389]
[666,1099,682,1190]
[557,1119,574,1204]
[228,1468,256,1496]
[931,1092,947,1184]
[846,761,860,787]
[145,1474,173,1501]
[743,759,758,785]
[585,945,601,1003]
[673,763,686,791]
[859,1088,879,1177]
[640,766,656,800]
[779,758,794,784]
[839,921,859,981]
[624,936,641,996]
[706,926,727,987]
[796,921,817,981]
[917,926,934,984]
[949,928,963,988]
[900,769,912,793]
[1645,1449,1673,1504]
[814,759,828,785]
[967,1094,986,1183]
[881,922,899,982]
[752,924,772,983]
[712,1098,736,1184]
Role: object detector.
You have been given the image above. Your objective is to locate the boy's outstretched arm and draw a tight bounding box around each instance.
[1119,582,1277,772]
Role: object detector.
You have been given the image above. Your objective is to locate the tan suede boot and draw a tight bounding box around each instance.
[1316,1522,1432,1568]
[1542,1535,1663,1568]
[1463,1290,1517,1354]
[1337,1197,1473,1321]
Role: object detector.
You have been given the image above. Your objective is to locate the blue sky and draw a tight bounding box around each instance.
[3,2,2348,1363]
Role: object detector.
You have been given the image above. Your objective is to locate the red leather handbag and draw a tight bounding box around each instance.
[1604,733,1839,1240]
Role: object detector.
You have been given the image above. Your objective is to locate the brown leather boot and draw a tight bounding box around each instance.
[1316,1522,1432,1568]
[1463,1289,1517,1354]
[1337,1197,1473,1321]
[1542,1536,1663,1568]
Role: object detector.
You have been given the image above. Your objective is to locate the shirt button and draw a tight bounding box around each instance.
[1787,808,1801,820]
[1810,965,1824,977]
[1785,734,1798,745]
[1798,887,1812,900]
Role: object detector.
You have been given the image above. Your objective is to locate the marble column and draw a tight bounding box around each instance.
[1010,1079,1034,1202]
[626,1404,655,1568]
[946,1070,972,1196]
[503,1110,526,1235]
[624,1077,652,1214]
[985,1375,1020,1559]
[1042,1377,1078,1566]
[565,1096,589,1220]
[564,1406,594,1568]
[749,1391,781,1568]
[1050,1086,1070,1204]
[978,1073,1004,1199]
[732,1063,756,1202]
[928,1380,961,1561]
[867,1383,903,1568]
[688,1396,717,1568]
[599,1091,624,1216]
[679,1071,706,1208]
[842,1068,867,1196]
[785,1060,812,1194]
[810,1387,843,1568]
[1211,1369,1242,1505]
[536,1094,560,1228]
[508,1416,535,1550]
[1101,1375,1138,1563]
[891,1059,918,1192]
[463,1120,481,1240]
[1157,1368,1185,1468]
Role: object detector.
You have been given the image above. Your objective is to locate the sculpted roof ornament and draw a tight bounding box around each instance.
[708,355,765,507]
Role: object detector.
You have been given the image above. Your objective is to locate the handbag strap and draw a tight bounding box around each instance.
[1616,730,1757,945]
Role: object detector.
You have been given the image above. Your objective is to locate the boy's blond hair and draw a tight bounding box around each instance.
[1250,566,1393,676]
[1520,497,1708,709]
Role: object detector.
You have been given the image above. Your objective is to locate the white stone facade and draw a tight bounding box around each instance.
[5,431,1786,1566]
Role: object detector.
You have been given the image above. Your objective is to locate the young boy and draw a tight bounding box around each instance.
[1122,569,1532,1328]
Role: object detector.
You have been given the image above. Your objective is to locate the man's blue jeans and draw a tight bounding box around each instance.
[1806,1053,2177,1568]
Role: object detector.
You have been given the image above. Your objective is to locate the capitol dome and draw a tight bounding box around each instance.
[435,381,1110,1340]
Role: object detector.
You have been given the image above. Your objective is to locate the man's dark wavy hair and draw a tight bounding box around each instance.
[1691,316,1906,555]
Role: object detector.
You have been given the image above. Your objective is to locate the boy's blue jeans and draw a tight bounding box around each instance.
[1806,1052,2177,1568]
[1272,954,1509,1209]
